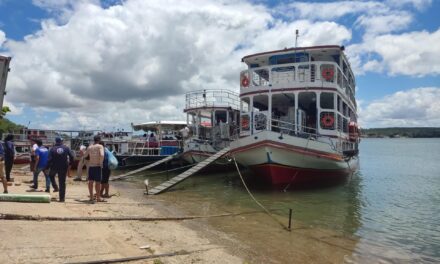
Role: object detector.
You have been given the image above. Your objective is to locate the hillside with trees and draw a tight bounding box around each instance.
[361,127,440,138]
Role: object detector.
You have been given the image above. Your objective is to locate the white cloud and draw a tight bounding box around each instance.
[282,1,386,20]
[347,28,440,76]
[4,0,353,130]
[355,12,413,35]
[386,0,432,11]
[0,30,5,47]
[359,87,440,127]
[2,99,23,116]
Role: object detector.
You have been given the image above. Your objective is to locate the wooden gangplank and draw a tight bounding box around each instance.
[147,147,230,195]
[111,154,178,181]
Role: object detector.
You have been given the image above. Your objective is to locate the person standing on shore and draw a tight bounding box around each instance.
[46,137,74,202]
[29,140,51,192]
[84,136,104,202]
[0,142,8,193]
[99,142,111,198]
[4,134,15,182]
[74,144,87,181]
[30,139,38,173]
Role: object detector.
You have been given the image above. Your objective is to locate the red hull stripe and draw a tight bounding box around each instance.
[250,163,349,187]
[231,140,343,161]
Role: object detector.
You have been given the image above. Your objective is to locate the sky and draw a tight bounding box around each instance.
[0,0,439,130]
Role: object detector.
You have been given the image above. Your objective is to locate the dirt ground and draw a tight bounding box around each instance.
[0,167,244,264]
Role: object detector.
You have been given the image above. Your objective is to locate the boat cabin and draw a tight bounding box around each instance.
[184,89,240,144]
[238,45,359,147]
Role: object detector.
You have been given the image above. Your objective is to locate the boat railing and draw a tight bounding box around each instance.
[127,139,183,156]
[185,89,240,111]
[241,61,355,105]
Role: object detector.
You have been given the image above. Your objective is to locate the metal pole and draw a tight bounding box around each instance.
[288,208,292,231]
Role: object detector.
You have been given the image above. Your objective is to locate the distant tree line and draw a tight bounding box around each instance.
[0,118,24,138]
[361,127,440,138]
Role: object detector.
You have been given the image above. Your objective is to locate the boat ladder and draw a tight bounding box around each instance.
[111,154,178,181]
[146,147,230,195]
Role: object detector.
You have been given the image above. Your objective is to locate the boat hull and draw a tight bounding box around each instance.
[249,163,352,189]
[230,131,359,188]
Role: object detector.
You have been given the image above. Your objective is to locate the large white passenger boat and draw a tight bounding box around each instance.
[230,45,360,188]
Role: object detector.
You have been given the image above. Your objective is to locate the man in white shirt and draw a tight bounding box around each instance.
[74,145,87,181]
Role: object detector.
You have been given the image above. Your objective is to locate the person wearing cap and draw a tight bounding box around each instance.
[46,137,74,202]
[0,141,8,193]
[29,139,52,192]
[83,135,105,202]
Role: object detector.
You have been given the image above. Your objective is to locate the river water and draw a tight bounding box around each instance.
[123,138,440,263]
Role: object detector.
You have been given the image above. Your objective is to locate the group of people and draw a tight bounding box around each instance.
[1,134,112,203]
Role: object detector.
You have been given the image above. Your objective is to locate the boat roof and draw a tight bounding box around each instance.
[132,121,187,132]
[242,45,343,65]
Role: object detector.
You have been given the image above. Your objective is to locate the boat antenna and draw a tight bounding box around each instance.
[295,29,299,49]
[294,29,299,63]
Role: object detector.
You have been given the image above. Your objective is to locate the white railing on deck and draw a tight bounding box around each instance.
[241,61,356,105]
[185,89,240,110]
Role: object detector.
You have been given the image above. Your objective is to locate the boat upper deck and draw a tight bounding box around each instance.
[184,89,240,112]
[240,45,356,109]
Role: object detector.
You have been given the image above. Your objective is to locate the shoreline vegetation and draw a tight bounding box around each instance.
[361,127,440,138]
[1,118,439,139]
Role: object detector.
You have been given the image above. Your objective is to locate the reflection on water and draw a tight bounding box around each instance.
[120,138,440,263]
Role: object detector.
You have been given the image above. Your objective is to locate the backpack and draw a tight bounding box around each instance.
[105,148,118,170]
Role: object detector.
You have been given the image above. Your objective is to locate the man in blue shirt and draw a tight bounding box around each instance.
[46,137,74,202]
[0,141,8,193]
[29,139,53,192]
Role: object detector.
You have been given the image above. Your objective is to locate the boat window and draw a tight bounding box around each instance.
[214,111,227,124]
[251,69,270,86]
[298,92,317,132]
[272,93,295,132]
[269,52,309,65]
[271,66,295,85]
[253,95,268,112]
[343,102,348,117]
[298,65,309,82]
[320,92,334,109]
[241,97,250,113]
[337,96,342,113]
[337,114,343,131]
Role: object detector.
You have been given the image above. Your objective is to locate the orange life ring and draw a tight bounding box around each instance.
[241,76,249,87]
[322,68,334,81]
[321,114,334,128]
[241,117,249,130]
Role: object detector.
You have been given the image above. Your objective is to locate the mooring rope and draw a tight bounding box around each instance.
[232,157,289,231]
[113,163,197,181]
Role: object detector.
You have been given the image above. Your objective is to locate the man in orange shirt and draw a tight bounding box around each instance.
[84,135,104,202]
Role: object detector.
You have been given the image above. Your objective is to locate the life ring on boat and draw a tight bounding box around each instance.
[322,68,334,81]
[241,117,249,130]
[241,76,249,87]
[321,114,335,128]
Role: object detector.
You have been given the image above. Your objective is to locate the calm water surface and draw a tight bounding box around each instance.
[123,138,440,263]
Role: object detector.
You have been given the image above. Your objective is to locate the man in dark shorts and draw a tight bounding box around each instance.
[99,142,111,198]
[84,135,104,202]
[46,137,74,202]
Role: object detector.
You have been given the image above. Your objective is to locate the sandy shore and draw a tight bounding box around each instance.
[0,167,243,264]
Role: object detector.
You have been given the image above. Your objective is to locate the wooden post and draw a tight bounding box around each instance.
[288,208,292,231]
